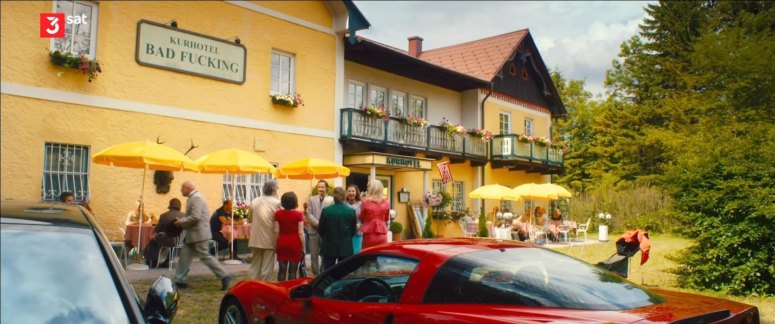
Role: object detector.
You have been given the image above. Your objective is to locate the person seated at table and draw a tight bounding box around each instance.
[210,199,237,259]
[145,198,184,267]
[125,200,151,225]
[551,208,563,221]
[510,210,532,241]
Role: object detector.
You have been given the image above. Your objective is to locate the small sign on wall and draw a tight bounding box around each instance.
[135,19,246,84]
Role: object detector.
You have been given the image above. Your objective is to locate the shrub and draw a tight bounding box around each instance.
[390,221,403,234]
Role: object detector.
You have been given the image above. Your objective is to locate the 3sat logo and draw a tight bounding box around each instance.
[40,13,65,38]
[40,12,88,38]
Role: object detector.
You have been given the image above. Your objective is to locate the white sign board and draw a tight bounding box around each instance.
[135,20,246,84]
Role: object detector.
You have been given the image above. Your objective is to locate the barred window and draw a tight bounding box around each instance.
[222,172,274,204]
[42,143,90,202]
[452,181,465,211]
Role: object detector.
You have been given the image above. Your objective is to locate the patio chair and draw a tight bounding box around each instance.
[459,217,478,237]
[576,218,591,242]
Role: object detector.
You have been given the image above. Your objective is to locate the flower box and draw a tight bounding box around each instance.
[362,104,389,120]
[439,118,466,136]
[468,128,493,141]
[49,50,102,82]
[271,93,304,108]
[399,114,428,128]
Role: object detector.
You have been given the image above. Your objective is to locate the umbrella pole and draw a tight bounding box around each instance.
[127,166,150,271]
[223,171,241,265]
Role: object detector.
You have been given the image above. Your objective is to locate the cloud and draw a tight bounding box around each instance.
[354,1,654,96]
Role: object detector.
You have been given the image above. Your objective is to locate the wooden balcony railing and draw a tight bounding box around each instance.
[340,108,487,159]
[491,134,563,166]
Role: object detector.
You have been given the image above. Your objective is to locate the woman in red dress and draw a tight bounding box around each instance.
[359,180,390,249]
[274,191,305,281]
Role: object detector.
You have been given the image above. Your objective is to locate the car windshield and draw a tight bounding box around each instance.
[1,224,130,323]
[424,247,665,310]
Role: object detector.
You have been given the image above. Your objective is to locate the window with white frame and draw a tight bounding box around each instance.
[347,81,365,108]
[409,96,426,118]
[499,112,511,135]
[369,86,387,108]
[42,143,90,202]
[222,172,274,204]
[524,118,534,136]
[271,51,295,95]
[523,200,535,216]
[500,201,513,214]
[390,91,406,116]
[51,0,99,58]
[432,180,446,193]
[451,181,465,211]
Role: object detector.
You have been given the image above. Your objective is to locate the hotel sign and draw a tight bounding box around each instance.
[135,20,246,84]
[386,156,421,168]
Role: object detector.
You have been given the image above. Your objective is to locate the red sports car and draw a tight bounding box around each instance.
[219,238,759,324]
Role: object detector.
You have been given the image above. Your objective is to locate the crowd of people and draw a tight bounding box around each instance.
[107,178,393,290]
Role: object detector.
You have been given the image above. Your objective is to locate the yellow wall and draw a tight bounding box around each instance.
[1,1,342,236]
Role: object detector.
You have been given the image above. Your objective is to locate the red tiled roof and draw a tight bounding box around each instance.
[419,30,528,81]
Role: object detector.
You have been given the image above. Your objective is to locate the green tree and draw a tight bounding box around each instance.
[661,1,775,295]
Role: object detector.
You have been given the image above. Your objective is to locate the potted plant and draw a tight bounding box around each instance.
[468,128,493,141]
[439,118,466,136]
[534,137,550,146]
[518,134,533,143]
[399,114,428,128]
[390,221,403,241]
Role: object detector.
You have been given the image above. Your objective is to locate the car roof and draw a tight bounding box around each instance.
[361,237,534,260]
[0,201,93,228]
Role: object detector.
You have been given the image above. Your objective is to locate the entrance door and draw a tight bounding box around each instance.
[346,173,392,208]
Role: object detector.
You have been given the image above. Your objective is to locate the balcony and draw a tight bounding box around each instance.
[490,135,564,174]
[339,108,488,165]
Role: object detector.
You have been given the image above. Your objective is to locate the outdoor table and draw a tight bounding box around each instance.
[124,223,155,250]
[221,223,252,241]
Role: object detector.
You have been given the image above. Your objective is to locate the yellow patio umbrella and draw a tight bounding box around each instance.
[274,157,350,180]
[195,148,276,264]
[538,183,573,198]
[469,184,521,201]
[92,140,198,271]
[511,183,559,201]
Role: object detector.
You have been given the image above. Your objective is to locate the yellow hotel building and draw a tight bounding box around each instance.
[1,1,564,239]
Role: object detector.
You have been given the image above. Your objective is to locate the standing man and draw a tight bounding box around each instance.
[306,180,334,276]
[174,181,232,290]
[319,187,356,271]
[248,180,281,281]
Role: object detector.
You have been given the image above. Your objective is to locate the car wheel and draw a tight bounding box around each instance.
[219,296,247,324]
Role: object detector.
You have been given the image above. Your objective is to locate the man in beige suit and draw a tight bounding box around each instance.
[174,181,231,290]
[248,180,281,280]
[306,180,334,276]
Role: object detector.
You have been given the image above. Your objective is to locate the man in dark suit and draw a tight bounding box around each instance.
[147,198,184,267]
[318,187,356,271]
[174,181,232,290]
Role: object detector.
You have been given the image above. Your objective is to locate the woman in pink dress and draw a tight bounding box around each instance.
[274,192,305,281]
[359,180,390,249]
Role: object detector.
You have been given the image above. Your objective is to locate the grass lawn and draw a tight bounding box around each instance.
[132,234,774,323]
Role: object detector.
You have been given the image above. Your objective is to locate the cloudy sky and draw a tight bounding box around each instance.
[353,1,654,97]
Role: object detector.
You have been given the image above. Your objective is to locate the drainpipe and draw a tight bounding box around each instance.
[479,82,494,217]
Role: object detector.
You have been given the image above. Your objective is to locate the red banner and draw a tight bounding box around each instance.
[437,162,453,184]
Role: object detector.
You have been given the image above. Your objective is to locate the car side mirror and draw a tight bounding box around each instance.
[144,276,179,323]
[290,284,313,301]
